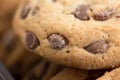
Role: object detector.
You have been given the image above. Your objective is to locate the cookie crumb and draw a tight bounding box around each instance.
[85,40,108,54]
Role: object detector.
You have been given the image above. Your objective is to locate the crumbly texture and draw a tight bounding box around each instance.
[13,0,120,69]
[97,67,120,80]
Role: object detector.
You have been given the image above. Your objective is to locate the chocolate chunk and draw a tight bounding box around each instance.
[26,32,40,50]
[115,14,120,18]
[85,40,108,54]
[48,33,68,49]
[74,4,90,20]
[21,3,31,19]
[93,9,115,21]
[32,7,39,15]
[53,0,57,2]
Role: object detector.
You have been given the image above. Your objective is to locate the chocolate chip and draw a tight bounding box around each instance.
[93,9,115,21]
[32,7,39,15]
[48,33,68,49]
[115,14,120,18]
[66,50,70,53]
[21,3,31,19]
[53,0,57,2]
[85,40,108,54]
[74,4,90,20]
[26,32,40,50]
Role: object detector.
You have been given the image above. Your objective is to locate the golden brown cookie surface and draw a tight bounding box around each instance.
[13,0,120,69]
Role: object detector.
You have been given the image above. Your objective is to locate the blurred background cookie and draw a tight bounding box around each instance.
[23,60,63,80]
[97,67,120,80]
[51,68,111,80]
[0,0,27,18]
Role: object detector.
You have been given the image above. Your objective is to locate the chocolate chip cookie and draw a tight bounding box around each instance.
[13,0,120,69]
[51,68,110,80]
[51,68,88,80]
[23,60,62,80]
[97,67,120,80]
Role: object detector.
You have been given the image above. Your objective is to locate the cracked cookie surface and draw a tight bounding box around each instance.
[13,0,120,69]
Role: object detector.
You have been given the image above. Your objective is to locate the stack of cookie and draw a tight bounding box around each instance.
[1,0,120,80]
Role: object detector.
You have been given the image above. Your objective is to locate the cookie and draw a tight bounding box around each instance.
[1,28,43,79]
[51,68,88,80]
[97,67,120,80]
[20,53,42,74]
[51,68,111,80]
[4,39,25,68]
[13,0,120,69]
[0,0,27,18]
[9,53,42,80]
[23,60,62,80]
[2,29,31,68]
[1,29,18,53]
[0,0,27,36]
[40,63,63,80]
[0,17,11,37]
[0,29,18,61]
